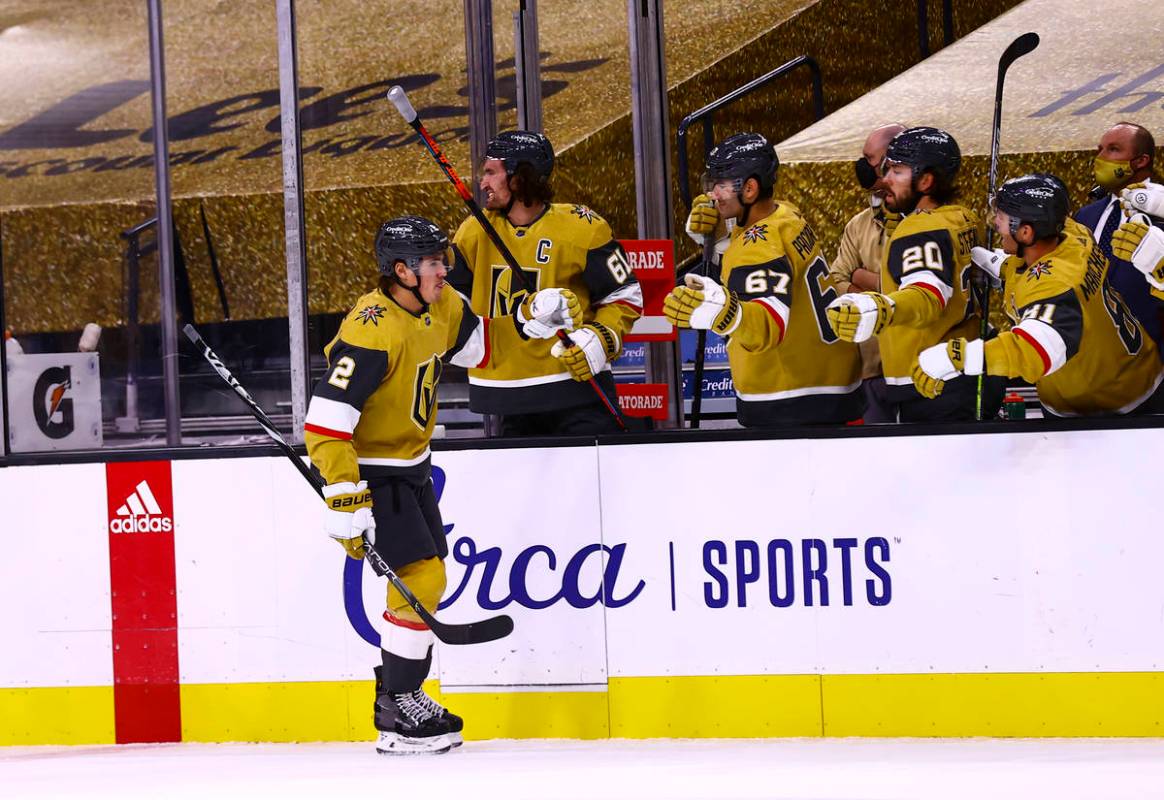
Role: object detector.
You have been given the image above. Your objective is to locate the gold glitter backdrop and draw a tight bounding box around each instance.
[2,0,1036,333]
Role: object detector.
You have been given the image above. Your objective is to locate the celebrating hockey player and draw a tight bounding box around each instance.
[913,175,1164,416]
[1114,221,1164,304]
[451,131,642,436]
[825,126,1002,421]
[663,132,864,425]
[303,216,580,754]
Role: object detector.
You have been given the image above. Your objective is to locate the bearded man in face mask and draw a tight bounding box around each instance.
[826,123,905,422]
[1075,121,1164,350]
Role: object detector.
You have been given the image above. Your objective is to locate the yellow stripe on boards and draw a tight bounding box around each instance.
[180,680,374,743]
[609,675,823,738]
[437,687,610,740]
[822,673,1164,737]
[11,672,1164,745]
[0,686,115,745]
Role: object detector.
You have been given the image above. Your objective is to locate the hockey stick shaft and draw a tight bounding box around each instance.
[977,31,1039,420]
[388,86,626,431]
[182,324,513,645]
[688,233,716,429]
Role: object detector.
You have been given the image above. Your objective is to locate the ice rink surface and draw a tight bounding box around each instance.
[4,738,1164,800]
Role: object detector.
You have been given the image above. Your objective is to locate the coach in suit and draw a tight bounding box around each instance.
[1075,121,1164,351]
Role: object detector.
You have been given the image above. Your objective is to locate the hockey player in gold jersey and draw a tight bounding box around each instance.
[826,126,1003,421]
[303,216,580,754]
[913,175,1164,416]
[452,131,642,436]
[663,133,863,425]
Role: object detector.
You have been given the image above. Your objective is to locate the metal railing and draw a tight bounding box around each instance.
[917,0,954,58]
[676,55,824,210]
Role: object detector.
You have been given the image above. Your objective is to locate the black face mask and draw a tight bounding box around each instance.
[855,157,878,190]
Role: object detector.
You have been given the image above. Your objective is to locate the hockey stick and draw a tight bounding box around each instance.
[387,85,627,432]
[977,31,1039,420]
[182,324,514,646]
[688,220,717,429]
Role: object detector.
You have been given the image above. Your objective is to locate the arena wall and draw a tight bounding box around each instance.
[3,426,1163,744]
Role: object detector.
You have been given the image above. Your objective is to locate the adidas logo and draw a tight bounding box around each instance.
[109,480,174,533]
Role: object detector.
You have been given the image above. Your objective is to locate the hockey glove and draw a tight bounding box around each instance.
[550,323,619,382]
[684,193,721,245]
[1119,182,1164,220]
[825,292,895,342]
[517,288,583,339]
[911,337,984,399]
[323,480,375,560]
[1112,217,1164,291]
[662,274,742,335]
[970,246,1008,289]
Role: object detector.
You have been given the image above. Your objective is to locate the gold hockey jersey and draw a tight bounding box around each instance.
[452,203,643,414]
[986,222,1163,416]
[304,286,510,484]
[879,204,981,398]
[720,203,863,425]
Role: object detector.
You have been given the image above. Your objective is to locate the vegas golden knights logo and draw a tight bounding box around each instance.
[489,265,541,317]
[411,355,442,430]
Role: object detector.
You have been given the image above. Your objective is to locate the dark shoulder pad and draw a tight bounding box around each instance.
[311,339,389,409]
[886,227,956,286]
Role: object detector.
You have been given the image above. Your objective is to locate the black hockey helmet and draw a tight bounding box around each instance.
[374,215,450,277]
[704,132,779,194]
[993,174,1069,240]
[485,130,555,178]
[884,126,961,183]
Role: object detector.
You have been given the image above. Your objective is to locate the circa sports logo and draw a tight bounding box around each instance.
[342,466,645,648]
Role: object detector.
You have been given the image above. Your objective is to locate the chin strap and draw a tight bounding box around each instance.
[734,190,755,228]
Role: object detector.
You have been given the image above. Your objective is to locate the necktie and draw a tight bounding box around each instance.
[1099,199,1121,261]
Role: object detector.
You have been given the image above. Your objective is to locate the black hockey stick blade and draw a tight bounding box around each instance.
[365,536,514,644]
[182,324,515,646]
[998,32,1040,75]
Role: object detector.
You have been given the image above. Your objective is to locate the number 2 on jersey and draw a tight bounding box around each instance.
[328,356,356,390]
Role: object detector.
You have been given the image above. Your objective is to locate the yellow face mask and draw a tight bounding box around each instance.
[1094,156,1134,191]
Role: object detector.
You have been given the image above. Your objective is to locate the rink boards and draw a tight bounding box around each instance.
[3,426,1164,744]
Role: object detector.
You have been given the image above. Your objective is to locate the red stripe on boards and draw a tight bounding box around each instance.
[106,461,182,744]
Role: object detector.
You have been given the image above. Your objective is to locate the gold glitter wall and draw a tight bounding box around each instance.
[1,0,1029,333]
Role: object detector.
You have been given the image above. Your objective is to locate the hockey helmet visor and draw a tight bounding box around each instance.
[702,132,779,195]
[992,174,1069,239]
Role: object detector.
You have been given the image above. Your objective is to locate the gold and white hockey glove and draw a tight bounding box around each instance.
[1119,182,1164,220]
[323,480,374,560]
[684,193,721,245]
[970,246,1008,289]
[911,337,984,399]
[663,274,742,335]
[1112,216,1164,291]
[825,292,895,342]
[550,323,620,382]
[517,288,583,339]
